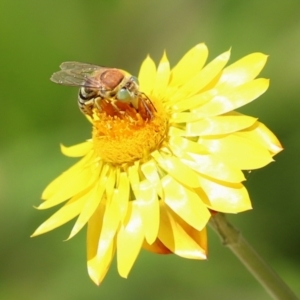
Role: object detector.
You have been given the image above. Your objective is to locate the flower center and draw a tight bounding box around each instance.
[92,99,168,165]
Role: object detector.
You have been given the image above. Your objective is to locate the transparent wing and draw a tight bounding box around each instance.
[59,61,102,72]
[50,61,108,88]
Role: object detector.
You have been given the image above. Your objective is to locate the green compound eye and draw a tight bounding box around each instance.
[131,76,139,84]
[117,88,131,101]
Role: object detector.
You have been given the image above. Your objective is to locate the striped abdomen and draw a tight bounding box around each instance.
[78,87,102,116]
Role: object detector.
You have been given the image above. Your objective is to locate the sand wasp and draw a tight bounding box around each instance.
[50,62,155,119]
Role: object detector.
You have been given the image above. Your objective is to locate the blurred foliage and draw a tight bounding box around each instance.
[1,0,300,299]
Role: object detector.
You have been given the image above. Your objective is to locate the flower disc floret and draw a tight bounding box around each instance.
[92,101,168,165]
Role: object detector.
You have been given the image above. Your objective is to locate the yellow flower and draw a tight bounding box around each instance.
[32,44,282,285]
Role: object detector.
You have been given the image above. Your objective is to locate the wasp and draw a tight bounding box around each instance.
[50,62,155,119]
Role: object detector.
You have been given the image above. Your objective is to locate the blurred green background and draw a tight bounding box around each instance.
[1,0,299,299]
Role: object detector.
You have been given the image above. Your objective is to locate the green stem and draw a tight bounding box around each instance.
[209,213,298,300]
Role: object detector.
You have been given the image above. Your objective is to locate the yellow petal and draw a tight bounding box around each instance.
[170,110,252,124]
[194,78,269,116]
[199,133,273,169]
[152,151,201,188]
[186,115,257,136]
[68,166,114,239]
[117,202,144,278]
[237,122,283,155]
[31,194,87,236]
[217,53,268,87]
[88,242,115,286]
[181,224,208,254]
[143,238,172,254]
[198,176,252,213]
[127,162,140,199]
[176,49,231,99]
[67,184,102,239]
[136,180,159,244]
[167,205,208,253]
[154,51,170,97]
[140,159,163,198]
[171,75,264,112]
[181,153,245,183]
[158,201,207,259]
[170,43,208,87]
[60,141,93,157]
[104,167,117,202]
[41,151,95,199]
[138,55,156,95]
[87,201,115,285]
[86,197,104,262]
[162,175,210,231]
[115,172,130,221]
[170,112,203,123]
[170,88,212,112]
[164,85,180,102]
[95,190,122,256]
[168,126,188,137]
[39,162,100,209]
[168,136,209,157]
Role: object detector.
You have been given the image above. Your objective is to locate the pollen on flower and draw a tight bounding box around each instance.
[92,99,168,165]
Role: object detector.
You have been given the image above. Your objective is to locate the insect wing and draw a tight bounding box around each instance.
[50,61,108,88]
[59,61,101,72]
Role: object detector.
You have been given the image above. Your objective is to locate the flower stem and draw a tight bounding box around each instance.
[209,213,298,300]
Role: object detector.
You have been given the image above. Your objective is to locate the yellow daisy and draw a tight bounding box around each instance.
[32,43,282,285]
